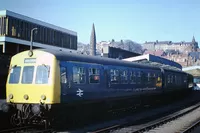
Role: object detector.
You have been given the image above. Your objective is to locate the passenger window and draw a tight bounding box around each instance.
[167,75,170,83]
[9,66,21,84]
[130,71,136,84]
[35,65,50,84]
[60,67,67,83]
[147,73,151,83]
[89,68,100,84]
[73,67,85,84]
[171,75,173,83]
[110,69,119,84]
[137,71,141,83]
[121,70,128,84]
[22,66,34,84]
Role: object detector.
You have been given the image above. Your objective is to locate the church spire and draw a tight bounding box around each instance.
[90,23,96,56]
[192,36,196,43]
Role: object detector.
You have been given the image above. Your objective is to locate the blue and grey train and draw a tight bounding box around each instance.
[2,49,193,126]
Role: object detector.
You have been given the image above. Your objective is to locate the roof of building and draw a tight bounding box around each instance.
[189,52,200,60]
[123,54,182,70]
[0,10,77,36]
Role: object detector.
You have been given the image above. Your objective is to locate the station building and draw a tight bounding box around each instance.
[0,10,77,54]
[101,46,141,59]
[0,10,77,99]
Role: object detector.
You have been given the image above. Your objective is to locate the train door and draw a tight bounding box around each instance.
[60,61,69,101]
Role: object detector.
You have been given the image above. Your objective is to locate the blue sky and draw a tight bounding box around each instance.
[1,0,200,44]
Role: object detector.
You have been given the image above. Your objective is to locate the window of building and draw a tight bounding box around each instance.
[89,68,100,84]
[60,67,67,84]
[73,66,85,84]
[9,66,21,84]
[35,65,50,84]
[22,66,34,84]
[130,71,136,84]
[110,69,119,84]
[121,70,128,84]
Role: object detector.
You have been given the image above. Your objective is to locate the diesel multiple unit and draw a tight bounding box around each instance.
[2,49,193,126]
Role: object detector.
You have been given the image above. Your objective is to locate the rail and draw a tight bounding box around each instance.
[90,102,200,133]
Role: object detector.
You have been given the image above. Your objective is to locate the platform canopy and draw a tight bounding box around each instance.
[123,54,182,70]
[182,66,200,77]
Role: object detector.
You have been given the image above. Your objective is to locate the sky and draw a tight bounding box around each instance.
[1,0,200,44]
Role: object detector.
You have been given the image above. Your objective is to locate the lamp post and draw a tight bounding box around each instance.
[30,28,38,52]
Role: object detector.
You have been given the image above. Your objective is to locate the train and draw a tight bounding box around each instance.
[1,48,194,127]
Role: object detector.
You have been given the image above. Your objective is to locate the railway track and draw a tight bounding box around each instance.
[111,102,200,133]
[84,100,200,133]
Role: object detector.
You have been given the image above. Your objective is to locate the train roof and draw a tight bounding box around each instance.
[17,48,186,74]
[40,49,160,70]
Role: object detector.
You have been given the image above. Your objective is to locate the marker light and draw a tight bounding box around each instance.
[41,95,46,100]
[9,94,13,99]
[24,94,29,100]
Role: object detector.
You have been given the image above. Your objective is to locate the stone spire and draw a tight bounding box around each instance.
[90,23,96,56]
[192,36,196,43]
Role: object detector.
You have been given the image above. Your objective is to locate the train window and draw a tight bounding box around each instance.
[184,76,187,83]
[73,67,85,84]
[89,68,100,84]
[22,66,34,84]
[60,67,67,84]
[137,71,141,83]
[130,71,136,84]
[110,69,119,84]
[121,70,128,84]
[147,73,151,83]
[9,66,21,84]
[171,75,173,83]
[167,75,170,83]
[35,65,50,84]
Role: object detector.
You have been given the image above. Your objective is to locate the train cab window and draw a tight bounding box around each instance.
[130,71,136,84]
[110,69,119,84]
[60,67,67,84]
[73,67,85,84]
[121,70,128,84]
[89,68,100,84]
[9,66,21,84]
[35,65,50,84]
[22,66,34,84]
